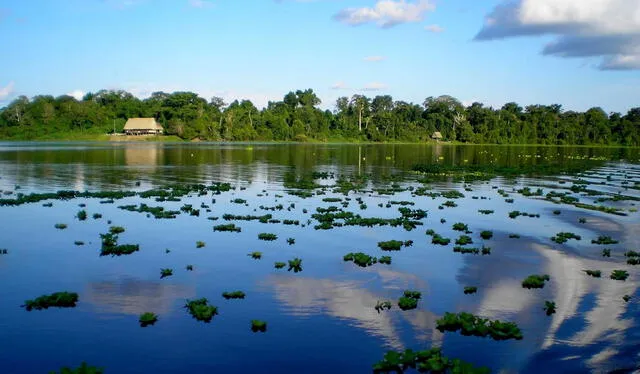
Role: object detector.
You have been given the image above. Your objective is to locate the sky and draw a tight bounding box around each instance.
[0,0,639,113]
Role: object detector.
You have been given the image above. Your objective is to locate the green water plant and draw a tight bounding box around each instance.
[249,251,262,259]
[551,232,582,244]
[258,233,277,241]
[584,270,601,278]
[274,262,286,269]
[99,232,139,256]
[481,246,491,255]
[139,312,158,327]
[436,312,523,340]
[464,287,478,294]
[196,241,206,248]
[592,235,618,245]
[522,274,550,289]
[109,226,125,234]
[623,295,631,302]
[452,222,468,231]
[49,362,104,374]
[74,241,84,246]
[372,347,490,374]
[431,234,450,245]
[287,238,295,245]
[185,298,218,322]
[160,268,173,278]
[222,291,246,299]
[610,270,629,281]
[543,301,556,316]
[398,290,421,311]
[186,265,194,271]
[602,248,611,257]
[24,292,79,311]
[251,320,267,332]
[213,223,241,232]
[343,252,377,267]
[455,235,473,245]
[288,257,303,272]
[480,231,493,240]
[378,256,392,265]
[76,210,87,221]
[374,300,392,313]
[378,240,404,251]
[54,223,68,230]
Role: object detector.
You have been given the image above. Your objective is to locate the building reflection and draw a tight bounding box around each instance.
[125,144,163,167]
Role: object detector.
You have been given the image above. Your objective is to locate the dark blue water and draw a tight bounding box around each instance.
[0,142,639,373]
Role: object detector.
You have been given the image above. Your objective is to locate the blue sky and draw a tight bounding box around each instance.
[0,0,638,113]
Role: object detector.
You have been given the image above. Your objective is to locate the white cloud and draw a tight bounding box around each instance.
[424,24,443,33]
[331,81,349,90]
[361,82,388,91]
[475,0,640,70]
[0,82,15,100]
[334,0,435,28]
[67,90,85,101]
[363,55,386,62]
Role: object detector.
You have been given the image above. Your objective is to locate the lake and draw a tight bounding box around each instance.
[0,142,638,374]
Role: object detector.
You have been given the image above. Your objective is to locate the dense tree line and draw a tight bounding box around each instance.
[0,89,638,145]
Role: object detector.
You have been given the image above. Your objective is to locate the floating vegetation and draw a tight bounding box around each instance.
[436,312,523,341]
[213,223,241,232]
[478,210,494,215]
[452,222,468,231]
[398,290,421,311]
[50,362,104,374]
[464,287,478,294]
[196,241,206,248]
[258,233,277,241]
[480,231,493,240]
[185,298,218,322]
[509,211,540,219]
[287,238,295,245]
[54,223,68,230]
[602,248,611,257]
[92,213,102,219]
[222,291,246,299]
[551,232,582,244]
[343,252,377,267]
[481,246,491,255]
[99,232,139,256]
[509,234,521,239]
[249,251,262,259]
[251,320,267,332]
[118,203,180,219]
[426,230,451,245]
[372,347,490,374]
[186,265,194,271]
[23,292,79,311]
[139,312,158,327]
[76,210,87,221]
[231,198,247,204]
[74,241,84,246]
[522,274,550,289]
[553,210,561,215]
[455,235,473,246]
[579,217,587,224]
[454,246,480,255]
[160,268,173,278]
[610,270,629,281]
[592,235,618,245]
[544,301,556,316]
[109,226,125,234]
[623,295,631,302]
[288,258,303,272]
[584,270,602,278]
[274,262,286,269]
[223,213,272,223]
[377,240,405,251]
[378,256,392,265]
[374,300,392,313]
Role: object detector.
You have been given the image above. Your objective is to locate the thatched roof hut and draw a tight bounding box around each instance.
[123,118,163,136]
[431,131,443,141]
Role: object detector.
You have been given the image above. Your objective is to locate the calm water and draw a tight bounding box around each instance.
[0,142,639,373]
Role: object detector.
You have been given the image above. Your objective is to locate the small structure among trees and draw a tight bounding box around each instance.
[123,118,163,136]
[431,131,443,141]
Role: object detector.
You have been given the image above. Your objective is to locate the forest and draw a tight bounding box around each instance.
[0,89,638,145]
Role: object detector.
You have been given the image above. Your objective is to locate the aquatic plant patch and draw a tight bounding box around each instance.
[464,287,478,294]
[23,292,79,311]
[251,320,267,332]
[222,291,246,299]
[160,268,173,278]
[343,252,377,267]
[249,251,262,259]
[610,270,629,281]
[213,223,241,232]
[288,258,303,272]
[372,347,489,374]
[436,312,523,341]
[398,290,421,311]
[551,232,582,244]
[522,274,550,289]
[185,298,218,322]
[592,236,619,245]
[258,233,277,241]
[543,301,556,316]
[50,362,104,374]
[584,270,601,278]
[374,301,392,313]
[139,312,158,327]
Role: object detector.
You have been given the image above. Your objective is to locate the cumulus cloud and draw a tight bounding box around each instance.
[0,82,15,100]
[331,81,349,90]
[67,90,85,101]
[424,24,443,33]
[361,82,388,91]
[363,55,386,62]
[475,0,640,70]
[334,0,435,28]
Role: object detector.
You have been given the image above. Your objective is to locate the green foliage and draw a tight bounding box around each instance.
[185,298,218,322]
[479,231,493,239]
[251,320,267,332]
[464,287,478,294]
[343,252,377,267]
[452,222,468,231]
[544,301,556,316]
[372,347,490,374]
[398,290,421,311]
[610,270,629,281]
[455,235,473,245]
[584,270,602,278]
[213,223,241,232]
[54,223,68,230]
[196,241,206,248]
[222,291,246,299]
[377,240,404,251]
[288,257,303,272]
[258,233,277,241]
[274,262,286,269]
[99,232,139,256]
[24,292,79,311]
[378,256,392,265]
[522,274,550,289]
[160,268,173,278]
[592,235,619,245]
[551,232,582,244]
[76,210,87,221]
[436,312,523,340]
[139,312,158,327]
[249,251,262,259]
[109,226,125,234]
[49,362,104,374]
[375,300,392,313]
